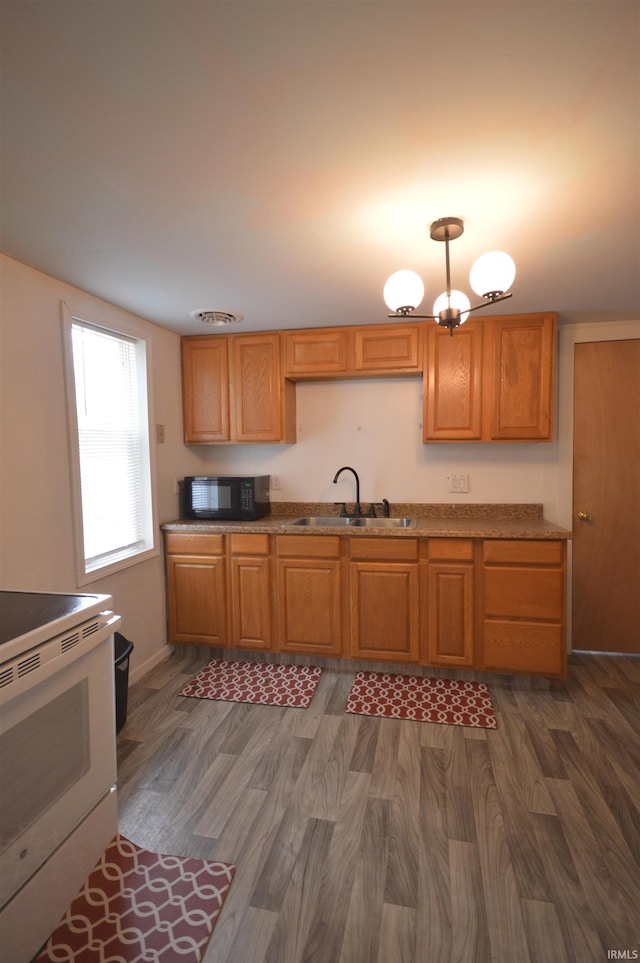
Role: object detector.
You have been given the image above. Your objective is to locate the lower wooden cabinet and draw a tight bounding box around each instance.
[229,534,272,650]
[349,538,419,662]
[164,530,568,678]
[480,540,567,677]
[165,533,227,645]
[423,539,475,668]
[275,535,344,656]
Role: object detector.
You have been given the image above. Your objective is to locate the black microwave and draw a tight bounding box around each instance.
[181,475,271,521]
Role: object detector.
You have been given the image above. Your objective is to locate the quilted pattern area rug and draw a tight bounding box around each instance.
[346,671,498,728]
[34,834,235,963]
[180,659,322,708]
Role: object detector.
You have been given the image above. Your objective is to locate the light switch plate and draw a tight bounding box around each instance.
[447,473,469,493]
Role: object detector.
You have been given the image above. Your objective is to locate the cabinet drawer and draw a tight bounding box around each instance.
[165,532,225,556]
[230,533,270,555]
[349,537,418,561]
[276,535,342,558]
[483,540,564,566]
[482,619,565,677]
[428,538,474,561]
[484,568,565,621]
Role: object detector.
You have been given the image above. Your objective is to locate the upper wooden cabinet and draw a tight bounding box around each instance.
[182,333,296,444]
[424,322,484,441]
[488,314,556,440]
[423,312,556,442]
[183,313,555,445]
[353,324,421,374]
[284,327,350,377]
[231,334,295,442]
[283,323,422,380]
[182,337,230,443]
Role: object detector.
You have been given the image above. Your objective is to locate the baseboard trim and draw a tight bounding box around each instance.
[129,644,173,685]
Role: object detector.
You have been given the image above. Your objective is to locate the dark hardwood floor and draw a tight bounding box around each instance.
[116,648,640,963]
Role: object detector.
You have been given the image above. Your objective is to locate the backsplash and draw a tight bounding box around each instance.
[268,502,544,519]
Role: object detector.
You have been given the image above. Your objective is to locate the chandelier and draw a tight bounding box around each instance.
[384,217,516,333]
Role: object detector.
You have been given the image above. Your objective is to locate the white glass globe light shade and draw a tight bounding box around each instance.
[432,289,471,324]
[469,250,516,297]
[383,270,425,312]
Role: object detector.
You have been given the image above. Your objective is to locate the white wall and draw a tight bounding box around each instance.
[195,377,562,520]
[0,255,204,680]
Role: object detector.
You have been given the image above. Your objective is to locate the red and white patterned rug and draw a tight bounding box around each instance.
[346,671,498,728]
[34,835,235,963]
[180,659,322,708]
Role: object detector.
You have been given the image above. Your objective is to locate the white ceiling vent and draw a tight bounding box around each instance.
[189,309,243,326]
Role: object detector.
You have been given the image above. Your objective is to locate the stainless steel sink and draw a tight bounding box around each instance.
[283,516,353,527]
[283,516,417,529]
[349,517,417,528]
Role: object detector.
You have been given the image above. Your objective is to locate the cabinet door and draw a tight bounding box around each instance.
[276,557,343,655]
[487,314,556,440]
[181,337,230,443]
[424,562,474,667]
[166,553,227,645]
[354,323,421,374]
[231,333,294,442]
[230,556,272,650]
[350,561,419,662]
[284,328,350,377]
[423,322,483,440]
[229,534,272,650]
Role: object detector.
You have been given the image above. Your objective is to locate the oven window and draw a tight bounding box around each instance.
[0,680,90,853]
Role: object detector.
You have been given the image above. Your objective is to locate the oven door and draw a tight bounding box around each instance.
[0,612,120,909]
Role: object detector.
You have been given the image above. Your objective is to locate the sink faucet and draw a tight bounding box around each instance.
[332,466,362,516]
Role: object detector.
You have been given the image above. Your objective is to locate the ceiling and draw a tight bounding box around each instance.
[1,1,639,336]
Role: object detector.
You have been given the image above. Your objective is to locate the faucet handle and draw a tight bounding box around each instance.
[366,503,377,517]
[382,498,390,518]
[334,502,348,517]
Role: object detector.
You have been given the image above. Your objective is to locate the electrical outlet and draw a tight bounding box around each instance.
[447,473,469,494]
[271,475,282,491]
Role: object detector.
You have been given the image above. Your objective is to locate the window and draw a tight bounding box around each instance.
[63,307,157,581]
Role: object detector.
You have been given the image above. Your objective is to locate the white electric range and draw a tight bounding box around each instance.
[0,591,121,962]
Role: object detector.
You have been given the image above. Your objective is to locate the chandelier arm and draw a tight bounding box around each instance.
[465,292,513,316]
[387,313,437,320]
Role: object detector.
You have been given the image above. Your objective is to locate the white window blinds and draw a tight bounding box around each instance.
[70,320,154,575]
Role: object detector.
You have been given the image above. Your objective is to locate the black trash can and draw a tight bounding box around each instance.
[114,631,134,734]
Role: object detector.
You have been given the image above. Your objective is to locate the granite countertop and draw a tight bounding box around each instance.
[162,503,572,540]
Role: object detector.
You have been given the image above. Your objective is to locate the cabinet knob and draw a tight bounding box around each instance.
[578,510,592,521]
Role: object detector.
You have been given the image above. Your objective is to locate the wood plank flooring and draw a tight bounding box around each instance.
[116,649,640,963]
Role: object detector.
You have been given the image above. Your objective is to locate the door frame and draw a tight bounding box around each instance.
[557,318,640,647]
